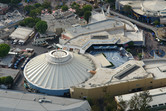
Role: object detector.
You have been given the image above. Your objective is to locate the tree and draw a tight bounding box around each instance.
[4,76,13,85]
[129,91,152,111]
[0,44,10,57]
[34,17,41,24]
[123,5,132,15]
[154,20,160,25]
[76,8,84,17]
[126,48,131,53]
[87,98,100,111]
[29,9,37,18]
[24,5,34,13]
[20,17,41,28]
[0,0,11,4]
[35,21,48,34]
[128,41,134,46]
[83,5,92,12]
[104,94,117,111]
[34,3,41,8]
[84,11,91,23]
[71,2,80,10]
[11,0,22,4]
[138,53,142,60]
[42,0,51,8]
[61,5,68,11]
[107,0,115,4]
[35,7,43,15]
[19,20,26,26]
[118,96,128,111]
[1,77,6,84]
[23,17,36,27]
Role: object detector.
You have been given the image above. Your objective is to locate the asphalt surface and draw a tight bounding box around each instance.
[143,31,166,59]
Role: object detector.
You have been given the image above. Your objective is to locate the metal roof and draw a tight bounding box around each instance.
[24,50,95,90]
[115,87,166,110]
[0,68,19,79]
[9,26,34,40]
[0,89,91,111]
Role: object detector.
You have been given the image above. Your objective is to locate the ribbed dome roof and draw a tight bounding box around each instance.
[24,50,95,90]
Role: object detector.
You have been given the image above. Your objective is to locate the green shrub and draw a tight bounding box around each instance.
[0,44,10,57]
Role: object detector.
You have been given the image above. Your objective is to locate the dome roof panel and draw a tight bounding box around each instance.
[24,50,95,90]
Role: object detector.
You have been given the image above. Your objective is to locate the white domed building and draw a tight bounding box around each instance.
[24,50,96,96]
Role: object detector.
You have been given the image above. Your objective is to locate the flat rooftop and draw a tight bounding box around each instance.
[41,10,86,32]
[0,89,91,111]
[63,18,137,39]
[76,59,166,89]
[77,60,151,89]
[65,30,143,50]
[143,59,166,79]
[94,53,111,67]
[0,68,19,79]
[115,87,166,109]
[0,54,14,66]
[63,18,143,51]
[10,26,34,41]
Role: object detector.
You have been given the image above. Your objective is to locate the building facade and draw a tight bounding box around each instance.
[70,59,166,99]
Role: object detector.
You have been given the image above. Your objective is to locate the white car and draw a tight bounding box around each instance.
[12,40,18,45]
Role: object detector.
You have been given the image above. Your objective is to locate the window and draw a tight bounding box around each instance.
[152,105,158,108]
[147,106,151,108]
[159,104,164,106]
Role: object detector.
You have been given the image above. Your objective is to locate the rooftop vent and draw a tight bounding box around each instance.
[115,64,138,79]
[91,35,108,39]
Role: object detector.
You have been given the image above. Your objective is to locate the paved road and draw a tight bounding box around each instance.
[100,6,166,40]
[108,10,166,41]
[109,10,157,31]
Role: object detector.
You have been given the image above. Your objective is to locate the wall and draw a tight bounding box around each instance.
[70,76,166,99]
[28,82,70,96]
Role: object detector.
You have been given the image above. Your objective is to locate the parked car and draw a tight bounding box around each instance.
[12,40,18,45]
